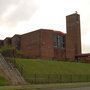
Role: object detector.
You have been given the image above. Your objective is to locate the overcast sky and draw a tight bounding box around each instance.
[0,0,90,53]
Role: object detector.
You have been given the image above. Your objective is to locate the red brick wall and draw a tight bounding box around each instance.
[4,38,11,46]
[53,32,66,60]
[66,13,81,60]
[40,30,54,59]
[21,30,41,58]
[21,29,55,59]
[11,35,21,50]
[54,48,66,60]
[0,40,3,48]
[21,29,66,59]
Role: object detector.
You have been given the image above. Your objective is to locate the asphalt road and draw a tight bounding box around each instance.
[56,87,90,90]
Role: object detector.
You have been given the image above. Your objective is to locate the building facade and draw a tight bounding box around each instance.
[4,37,11,46]
[20,13,81,60]
[1,13,83,60]
[11,34,21,50]
[0,40,3,48]
[20,29,66,59]
[66,13,81,60]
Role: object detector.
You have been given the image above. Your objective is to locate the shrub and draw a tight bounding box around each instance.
[0,45,15,57]
[0,45,23,58]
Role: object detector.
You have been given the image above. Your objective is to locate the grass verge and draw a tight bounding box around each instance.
[1,82,90,90]
[15,58,90,83]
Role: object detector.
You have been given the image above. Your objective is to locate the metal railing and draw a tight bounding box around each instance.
[23,74,90,84]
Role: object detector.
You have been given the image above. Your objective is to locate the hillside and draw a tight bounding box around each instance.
[16,58,90,83]
[16,59,90,75]
[0,69,9,86]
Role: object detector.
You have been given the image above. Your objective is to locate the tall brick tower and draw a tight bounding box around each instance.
[66,12,81,60]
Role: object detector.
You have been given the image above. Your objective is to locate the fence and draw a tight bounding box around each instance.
[3,56,90,84]
[24,74,90,84]
[3,56,24,77]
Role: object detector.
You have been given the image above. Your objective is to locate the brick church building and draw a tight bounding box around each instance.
[0,13,83,60]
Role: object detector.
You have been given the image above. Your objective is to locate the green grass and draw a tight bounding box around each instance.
[16,59,90,74]
[0,73,9,86]
[15,58,90,83]
[1,58,90,87]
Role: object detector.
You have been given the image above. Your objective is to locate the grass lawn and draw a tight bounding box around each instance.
[0,75,9,86]
[16,58,90,75]
[0,70,9,86]
[15,58,90,83]
[1,58,90,89]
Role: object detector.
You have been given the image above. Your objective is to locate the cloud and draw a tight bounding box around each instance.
[0,0,19,15]
[0,0,40,26]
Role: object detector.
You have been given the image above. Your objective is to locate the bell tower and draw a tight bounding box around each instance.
[66,12,81,60]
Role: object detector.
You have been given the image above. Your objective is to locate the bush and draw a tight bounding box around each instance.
[0,45,23,58]
[0,45,15,57]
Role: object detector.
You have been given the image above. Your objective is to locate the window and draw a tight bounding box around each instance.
[54,35,58,47]
[54,35,65,49]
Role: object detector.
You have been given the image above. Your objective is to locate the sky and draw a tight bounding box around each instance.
[0,0,90,53]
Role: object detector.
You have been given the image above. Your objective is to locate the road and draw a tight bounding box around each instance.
[55,87,90,90]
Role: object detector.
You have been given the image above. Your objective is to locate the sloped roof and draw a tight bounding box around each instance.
[54,31,66,36]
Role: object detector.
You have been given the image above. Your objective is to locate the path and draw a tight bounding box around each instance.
[54,87,90,90]
[0,54,27,85]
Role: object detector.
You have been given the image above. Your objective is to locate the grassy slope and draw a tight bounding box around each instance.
[0,76,8,86]
[0,70,9,86]
[16,58,90,76]
[1,59,90,89]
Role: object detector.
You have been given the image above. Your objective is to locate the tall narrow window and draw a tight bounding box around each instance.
[54,35,58,47]
[54,35,65,49]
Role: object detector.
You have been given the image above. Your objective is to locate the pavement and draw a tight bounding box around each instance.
[55,87,90,90]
